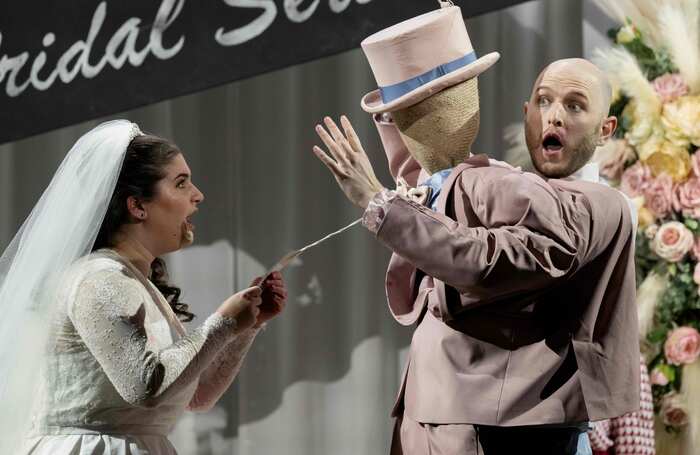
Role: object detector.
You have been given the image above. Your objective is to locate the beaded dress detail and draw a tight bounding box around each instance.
[23,249,257,455]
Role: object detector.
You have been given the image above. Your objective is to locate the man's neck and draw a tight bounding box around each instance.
[533,162,600,183]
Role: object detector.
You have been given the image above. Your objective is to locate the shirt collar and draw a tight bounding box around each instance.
[563,162,599,183]
[420,168,453,210]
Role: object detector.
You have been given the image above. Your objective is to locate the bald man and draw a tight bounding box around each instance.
[314,58,639,455]
[525,58,616,179]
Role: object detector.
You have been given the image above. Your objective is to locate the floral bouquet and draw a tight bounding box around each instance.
[592,0,700,450]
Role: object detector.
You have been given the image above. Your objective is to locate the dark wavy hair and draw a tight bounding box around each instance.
[92,133,195,322]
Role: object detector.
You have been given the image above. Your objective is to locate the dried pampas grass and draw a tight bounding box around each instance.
[592,0,678,50]
[635,271,668,341]
[594,47,661,119]
[658,0,700,93]
[594,0,700,94]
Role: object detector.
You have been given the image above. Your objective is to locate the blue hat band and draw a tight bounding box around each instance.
[378,52,478,104]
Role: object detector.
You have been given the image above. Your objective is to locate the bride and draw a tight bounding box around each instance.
[0,120,287,454]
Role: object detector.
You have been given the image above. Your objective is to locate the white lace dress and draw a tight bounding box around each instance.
[22,249,258,455]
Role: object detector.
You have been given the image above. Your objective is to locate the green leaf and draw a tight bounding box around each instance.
[609,95,629,138]
[648,327,668,344]
[668,264,678,276]
[657,363,677,383]
[623,38,656,62]
[684,218,699,232]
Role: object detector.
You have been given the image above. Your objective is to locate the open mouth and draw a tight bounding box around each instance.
[542,132,564,156]
[183,216,195,242]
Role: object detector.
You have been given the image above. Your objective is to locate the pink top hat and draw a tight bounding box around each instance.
[360,4,500,113]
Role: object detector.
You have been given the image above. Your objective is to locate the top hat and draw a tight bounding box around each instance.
[360,4,500,113]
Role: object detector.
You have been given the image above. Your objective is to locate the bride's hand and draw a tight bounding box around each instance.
[251,271,287,327]
[216,286,262,331]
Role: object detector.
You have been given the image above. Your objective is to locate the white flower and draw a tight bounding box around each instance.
[645,224,659,239]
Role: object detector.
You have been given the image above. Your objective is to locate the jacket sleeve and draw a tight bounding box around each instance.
[369,170,587,311]
[69,269,239,408]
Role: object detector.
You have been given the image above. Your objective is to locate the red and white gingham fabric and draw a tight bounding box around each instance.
[588,356,655,455]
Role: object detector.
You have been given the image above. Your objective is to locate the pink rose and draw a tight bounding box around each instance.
[652,221,694,262]
[673,177,700,218]
[664,326,700,365]
[643,174,674,219]
[650,367,670,386]
[653,73,690,103]
[621,162,653,198]
[660,393,690,428]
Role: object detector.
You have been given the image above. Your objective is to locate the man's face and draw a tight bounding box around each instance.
[524,61,615,178]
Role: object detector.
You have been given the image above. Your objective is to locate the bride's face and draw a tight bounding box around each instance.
[142,153,204,254]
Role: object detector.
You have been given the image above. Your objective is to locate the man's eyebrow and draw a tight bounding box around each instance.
[174,173,190,180]
[567,90,590,100]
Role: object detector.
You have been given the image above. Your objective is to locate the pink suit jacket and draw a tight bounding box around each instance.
[372,116,640,426]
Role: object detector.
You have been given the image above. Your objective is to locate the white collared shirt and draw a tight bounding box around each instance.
[566,162,600,184]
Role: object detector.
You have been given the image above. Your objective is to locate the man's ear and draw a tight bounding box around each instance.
[523,101,529,116]
[598,115,618,145]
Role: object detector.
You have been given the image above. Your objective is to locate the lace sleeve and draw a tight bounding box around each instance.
[187,327,259,412]
[68,269,238,408]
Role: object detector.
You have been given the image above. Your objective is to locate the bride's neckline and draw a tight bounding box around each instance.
[97,248,152,284]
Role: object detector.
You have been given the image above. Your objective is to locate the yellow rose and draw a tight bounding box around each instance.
[643,141,692,182]
[636,127,665,161]
[661,95,700,147]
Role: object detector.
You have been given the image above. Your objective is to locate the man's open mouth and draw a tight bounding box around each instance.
[542,133,564,152]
